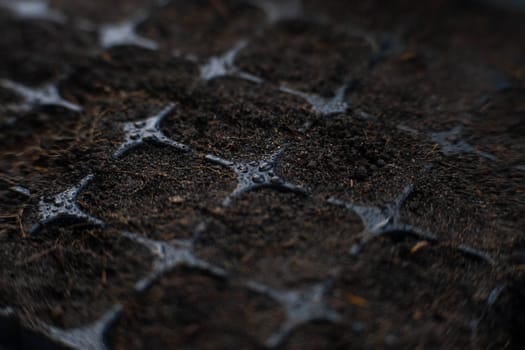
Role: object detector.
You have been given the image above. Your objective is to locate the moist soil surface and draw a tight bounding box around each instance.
[1,0,524,349]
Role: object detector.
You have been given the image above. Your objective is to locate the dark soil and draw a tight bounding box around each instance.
[1,0,524,349]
